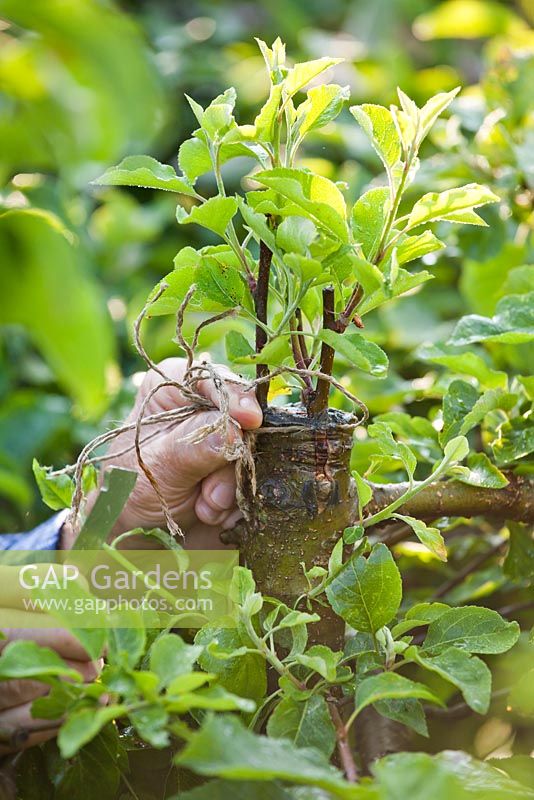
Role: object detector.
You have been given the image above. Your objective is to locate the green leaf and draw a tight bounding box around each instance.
[149,634,203,688]
[229,566,257,605]
[351,188,390,261]
[296,84,349,136]
[176,714,362,798]
[166,685,255,714]
[373,750,534,800]
[253,168,348,242]
[417,343,507,389]
[294,645,341,682]
[442,383,516,445]
[320,330,388,377]
[422,606,520,654]
[226,331,254,362]
[0,209,116,417]
[367,421,417,479]
[407,183,499,229]
[179,137,213,183]
[267,694,336,757]
[407,646,491,713]
[284,58,343,97]
[492,416,534,466]
[276,216,317,254]
[374,412,441,463]
[32,459,74,511]
[58,705,125,759]
[196,251,244,308]
[417,88,460,143]
[177,780,296,800]
[350,104,402,172]
[195,622,267,702]
[374,697,429,737]
[503,523,534,583]
[358,268,433,315]
[107,626,146,670]
[178,196,238,237]
[326,543,402,633]
[130,704,169,748]
[396,230,445,265]
[0,641,81,680]
[393,514,447,562]
[352,469,373,519]
[448,292,534,346]
[353,672,443,719]
[93,155,195,195]
[453,452,508,489]
[442,435,469,464]
[46,726,124,800]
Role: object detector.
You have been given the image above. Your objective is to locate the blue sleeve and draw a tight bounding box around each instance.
[0,510,68,551]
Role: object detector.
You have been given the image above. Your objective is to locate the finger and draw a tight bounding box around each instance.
[221,508,244,530]
[197,364,262,431]
[183,522,232,550]
[200,464,237,512]
[194,496,228,527]
[0,658,102,712]
[0,721,60,754]
[160,410,243,488]
[0,627,90,661]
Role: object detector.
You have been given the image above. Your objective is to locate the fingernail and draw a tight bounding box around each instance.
[209,482,235,510]
[207,433,224,452]
[239,395,260,412]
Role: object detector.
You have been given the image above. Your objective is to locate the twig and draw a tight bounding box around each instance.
[308,286,337,417]
[327,699,359,783]
[255,239,273,408]
[431,539,507,600]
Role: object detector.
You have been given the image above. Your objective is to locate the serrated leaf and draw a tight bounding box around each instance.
[351,187,391,261]
[353,672,443,719]
[492,416,534,466]
[442,435,469,464]
[367,421,417,479]
[326,543,402,633]
[350,104,402,172]
[226,330,254,363]
[0,640,81,681]
[407,183,499,229]
[417,343,507,389]
[285,58,343,97]
[417,88,460,143]
[267,694,336,757]
[277,216,317,254]
[422,606,520,654]
[453,452,508,489]
[407,645,491,713]
[196,252,244,308]
[178,195,238,237]
[448,292,534,345]
[176,713,361,797]
[375,697,429,737]
[396,230,445,265]
[32,458,74,510]
[93,155,195,195]
[195,622,267,702]
[320,330,388,377]
[179,137,213,183]
[296,83,350,136]
[254,168,348,242]
[150,634,203,687]
[58,705,125,759]
[294,645,342,682]
[393,514,447,561]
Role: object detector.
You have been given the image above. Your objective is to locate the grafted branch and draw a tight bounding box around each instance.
[364,474,534,526]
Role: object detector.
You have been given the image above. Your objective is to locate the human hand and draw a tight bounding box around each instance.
[64,358,262,547]
[0,624,102,753]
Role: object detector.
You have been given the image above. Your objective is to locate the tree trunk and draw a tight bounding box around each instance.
[238,405,357,650]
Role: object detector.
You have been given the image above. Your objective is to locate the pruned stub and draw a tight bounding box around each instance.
[239,405,357,646]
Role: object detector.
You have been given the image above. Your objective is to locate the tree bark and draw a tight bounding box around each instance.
[238,405,357,649]
[364,475,534,525]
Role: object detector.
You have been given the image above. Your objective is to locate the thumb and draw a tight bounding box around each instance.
[160,410,243,488]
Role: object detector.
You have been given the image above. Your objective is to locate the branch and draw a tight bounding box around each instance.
[254,239,273,408]
[308,286,336,416]
[364,474,534,526]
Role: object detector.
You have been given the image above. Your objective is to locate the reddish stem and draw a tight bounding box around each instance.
[255,239,273,408]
